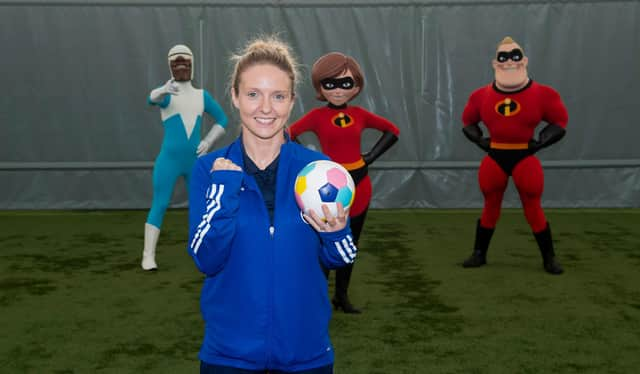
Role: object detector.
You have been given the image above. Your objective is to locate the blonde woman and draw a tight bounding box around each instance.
[187,36,357,373]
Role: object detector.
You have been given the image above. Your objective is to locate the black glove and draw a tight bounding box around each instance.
[362,131,399,165]
[529,123,566,154]
[462,123,490,152]
[528,139,542,153]
[349,165,368,186]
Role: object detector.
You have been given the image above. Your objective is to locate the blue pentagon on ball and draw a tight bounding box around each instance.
[318,183,339,202]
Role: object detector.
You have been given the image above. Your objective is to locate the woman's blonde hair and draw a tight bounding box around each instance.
[230,35,301,96]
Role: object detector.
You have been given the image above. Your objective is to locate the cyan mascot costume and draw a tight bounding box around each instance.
[142,44,228,270]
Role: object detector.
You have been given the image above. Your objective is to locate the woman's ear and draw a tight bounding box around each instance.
[231,88,239,109]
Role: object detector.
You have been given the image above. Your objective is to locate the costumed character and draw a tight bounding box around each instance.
[289,52,400,312]
[461,36,568,274]
[142,44,228,270]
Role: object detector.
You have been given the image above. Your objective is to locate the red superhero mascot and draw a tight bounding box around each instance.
[289,52,400,312]
[461,36,568,274]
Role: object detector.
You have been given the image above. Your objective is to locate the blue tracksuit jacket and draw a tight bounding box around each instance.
[187,136,357,371]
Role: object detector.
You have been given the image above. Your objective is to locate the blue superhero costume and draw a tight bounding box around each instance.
[141,44,228,271]
[147,86,227,228]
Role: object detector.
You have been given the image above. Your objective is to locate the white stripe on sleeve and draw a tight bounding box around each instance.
[341,237,356,260]
[346,235,357,258]
[191,184,224,254]
[334,240,353,264]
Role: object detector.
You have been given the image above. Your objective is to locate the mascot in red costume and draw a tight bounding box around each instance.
[461,36,568,275]
[289,52,400,312]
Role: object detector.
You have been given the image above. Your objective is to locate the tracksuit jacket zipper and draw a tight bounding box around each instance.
[248,177,277,368]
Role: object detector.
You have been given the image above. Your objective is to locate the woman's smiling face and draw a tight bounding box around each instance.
[232,63,295,141]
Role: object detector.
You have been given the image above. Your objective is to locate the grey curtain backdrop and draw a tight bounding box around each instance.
[1,0,639,209]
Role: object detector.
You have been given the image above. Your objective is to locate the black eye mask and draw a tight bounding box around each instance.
[496,48,524,63]
[320,77,355,90]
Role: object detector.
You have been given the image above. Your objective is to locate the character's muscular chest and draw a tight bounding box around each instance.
[480,93,543,130]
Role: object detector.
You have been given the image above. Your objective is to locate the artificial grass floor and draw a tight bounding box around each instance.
[1,209,639,373]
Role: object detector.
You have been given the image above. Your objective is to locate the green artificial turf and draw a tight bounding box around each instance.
[1,209,639,373]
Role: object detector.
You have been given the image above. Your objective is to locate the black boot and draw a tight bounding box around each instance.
[332,264,361,314]
[534,223,564,275]
[463,220,494,268]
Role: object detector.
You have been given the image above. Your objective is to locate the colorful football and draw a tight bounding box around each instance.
[294,160,355,220]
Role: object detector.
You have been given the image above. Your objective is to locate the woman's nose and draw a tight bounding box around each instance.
[259,97,272,113]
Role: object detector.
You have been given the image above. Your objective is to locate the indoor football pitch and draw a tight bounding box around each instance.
[1,209,639,373]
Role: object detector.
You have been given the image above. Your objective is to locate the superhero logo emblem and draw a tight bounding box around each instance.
[494,98,521,117]
[331,112,354,128]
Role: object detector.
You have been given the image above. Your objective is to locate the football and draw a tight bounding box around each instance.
[294,160,355,220]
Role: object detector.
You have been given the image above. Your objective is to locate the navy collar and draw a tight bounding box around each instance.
[242,148,280,175]
[238,133,288,174]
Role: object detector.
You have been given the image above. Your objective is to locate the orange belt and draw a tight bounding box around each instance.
[341,158,366,170]
[490,141,529,150]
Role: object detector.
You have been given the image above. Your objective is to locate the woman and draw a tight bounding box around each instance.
[289,52,399,313]
[187,36,357,373]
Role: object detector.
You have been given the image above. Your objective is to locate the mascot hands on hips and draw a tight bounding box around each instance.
[142,44,228,271]
[460,36,568,275]
[288,52,400,312]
